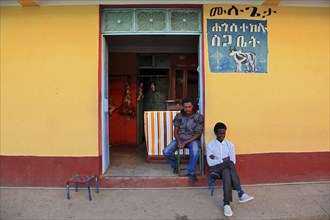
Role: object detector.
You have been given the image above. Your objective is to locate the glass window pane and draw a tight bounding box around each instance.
[187,69,198,104]
[155,55,170,68]
[175,70,184,99]
[139,55,153,67]
[104,10,133,32]
[171,11,199,32]
[136,10,166,32]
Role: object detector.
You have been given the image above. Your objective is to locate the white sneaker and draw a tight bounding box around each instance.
[239,193,254,203]
[223,205,233,217]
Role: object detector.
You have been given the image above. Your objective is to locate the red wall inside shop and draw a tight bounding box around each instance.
[108,53,137,145]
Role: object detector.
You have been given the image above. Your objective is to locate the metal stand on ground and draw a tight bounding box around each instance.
[66,173,99,201]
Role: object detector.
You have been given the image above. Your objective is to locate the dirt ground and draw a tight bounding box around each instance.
[1,182,329,220]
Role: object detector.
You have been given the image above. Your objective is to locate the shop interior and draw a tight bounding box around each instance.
[104,35,200,177]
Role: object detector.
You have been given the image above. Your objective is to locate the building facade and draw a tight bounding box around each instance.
[0,0,329,187]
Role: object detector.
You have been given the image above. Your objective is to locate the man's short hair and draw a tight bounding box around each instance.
[182,97,193,105]
[213,122,227,133]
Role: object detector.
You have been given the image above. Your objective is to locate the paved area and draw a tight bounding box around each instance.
[1,182,329,220]
[104,144,194,178]
[104,144,177,177]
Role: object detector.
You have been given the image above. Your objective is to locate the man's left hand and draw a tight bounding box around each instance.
[222,157,230,162]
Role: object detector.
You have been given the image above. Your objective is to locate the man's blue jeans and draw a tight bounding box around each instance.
[162,140,200,175]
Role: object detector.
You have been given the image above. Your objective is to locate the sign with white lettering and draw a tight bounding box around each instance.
[207,19,268,73]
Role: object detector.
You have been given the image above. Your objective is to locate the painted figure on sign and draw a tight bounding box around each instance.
[229,46,258,73]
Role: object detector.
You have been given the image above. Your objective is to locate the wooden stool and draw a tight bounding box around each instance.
[176,146,203,176]
[66,173,99,201]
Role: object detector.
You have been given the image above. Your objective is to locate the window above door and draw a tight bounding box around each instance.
[102,8,201,34]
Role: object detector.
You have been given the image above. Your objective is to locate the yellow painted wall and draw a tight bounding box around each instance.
[0,5,99,156]
[203,5,329,154]
[1,4,328,157]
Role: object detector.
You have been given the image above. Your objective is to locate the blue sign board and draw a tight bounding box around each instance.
[207,19,268,73]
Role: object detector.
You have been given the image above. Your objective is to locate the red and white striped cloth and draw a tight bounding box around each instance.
[144,111,189,156]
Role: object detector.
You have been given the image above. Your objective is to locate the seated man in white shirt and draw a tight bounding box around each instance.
[207,122,254,217]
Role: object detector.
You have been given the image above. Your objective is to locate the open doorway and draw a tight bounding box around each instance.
[103,35,201,177]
